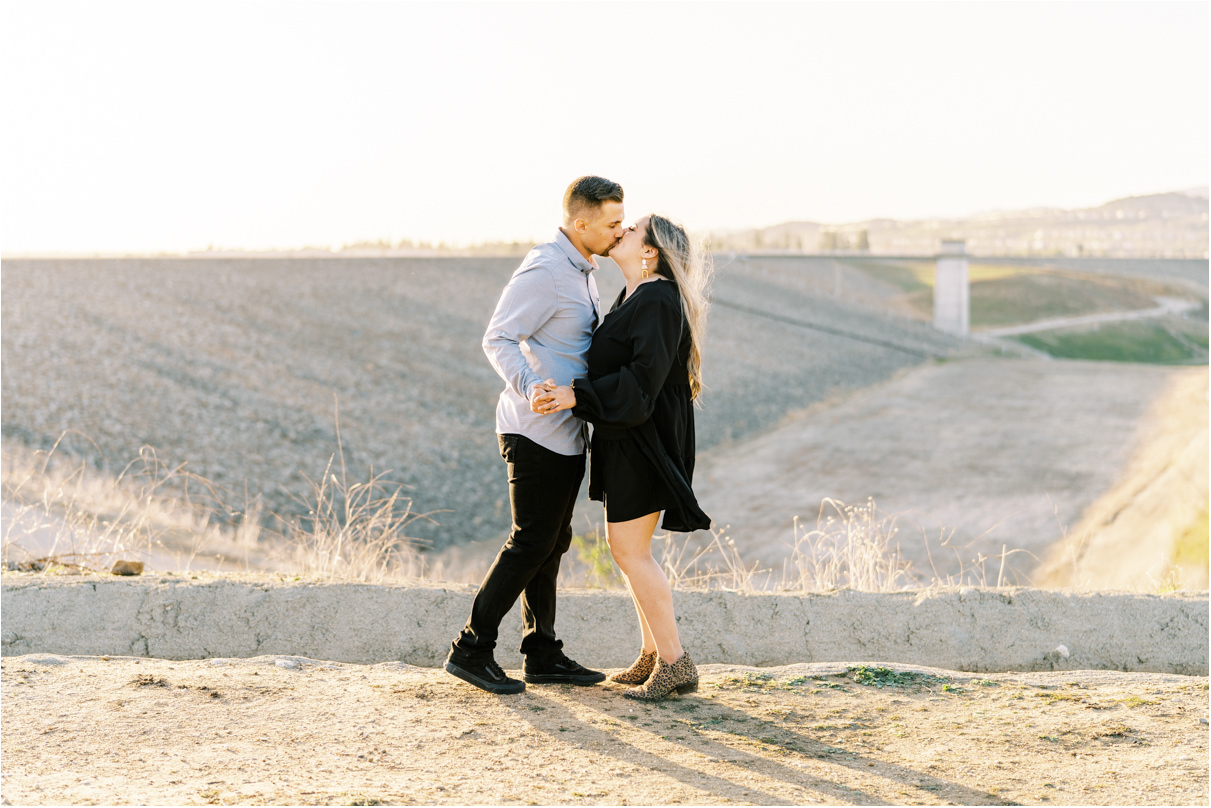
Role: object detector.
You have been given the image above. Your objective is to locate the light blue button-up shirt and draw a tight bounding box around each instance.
[483,229,602,456]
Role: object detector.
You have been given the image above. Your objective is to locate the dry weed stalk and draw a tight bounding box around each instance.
[2,436,236,572]
[275,454,429,583]
[657,530,776,591]
[781,497,913,592]
[270,401,432,583]
[920,520,1040,590]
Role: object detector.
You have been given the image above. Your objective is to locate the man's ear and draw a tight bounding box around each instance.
[573,217,589,233]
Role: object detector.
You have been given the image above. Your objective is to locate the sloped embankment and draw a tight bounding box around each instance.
[1035,367,1208,591]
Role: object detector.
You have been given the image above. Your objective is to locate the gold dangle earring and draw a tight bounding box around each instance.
[640,257,650,279]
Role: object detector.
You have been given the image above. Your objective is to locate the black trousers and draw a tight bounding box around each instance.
[454,433,585,659]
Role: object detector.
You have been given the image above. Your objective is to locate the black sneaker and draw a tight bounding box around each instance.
[523,652,606,685]
[444,651,525,695]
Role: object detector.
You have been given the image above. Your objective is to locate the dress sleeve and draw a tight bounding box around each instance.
[572,288,682,428]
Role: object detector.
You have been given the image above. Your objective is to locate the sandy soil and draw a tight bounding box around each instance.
[1,654,1206,806]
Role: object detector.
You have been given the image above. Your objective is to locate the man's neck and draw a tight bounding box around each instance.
[559,226,595,263]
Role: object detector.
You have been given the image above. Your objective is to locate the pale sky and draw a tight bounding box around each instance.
[2,1,1207,253]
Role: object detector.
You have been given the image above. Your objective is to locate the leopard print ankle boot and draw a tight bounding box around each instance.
[623,650,698,701]
[606,650,657,686]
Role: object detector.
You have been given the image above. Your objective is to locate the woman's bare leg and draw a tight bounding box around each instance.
[606,512,684,663]
[620,571,657,654]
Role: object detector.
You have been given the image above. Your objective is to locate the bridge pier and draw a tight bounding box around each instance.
[934,239,970,336]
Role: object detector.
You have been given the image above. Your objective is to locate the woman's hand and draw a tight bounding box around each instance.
[532,379,576,414]
[547,385,576,413]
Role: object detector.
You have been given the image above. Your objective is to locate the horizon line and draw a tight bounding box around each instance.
[3,186,1206,259]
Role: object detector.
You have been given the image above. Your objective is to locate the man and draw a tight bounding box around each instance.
[444,176,626,694]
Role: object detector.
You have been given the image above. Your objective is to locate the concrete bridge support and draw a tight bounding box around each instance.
[934,239,970,336]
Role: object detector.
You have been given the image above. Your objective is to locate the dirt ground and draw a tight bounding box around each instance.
[2,655,1206,806]
[681,360,1208,588]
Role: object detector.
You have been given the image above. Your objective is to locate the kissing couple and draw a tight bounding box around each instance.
[445,175,713,701]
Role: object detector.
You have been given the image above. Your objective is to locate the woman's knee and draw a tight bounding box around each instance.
[607,514,659,567]
[606,537,648,571]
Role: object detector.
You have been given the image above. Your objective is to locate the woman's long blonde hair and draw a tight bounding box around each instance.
[644,214,713,401]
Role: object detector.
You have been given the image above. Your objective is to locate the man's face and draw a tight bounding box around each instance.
[577,201,626,257]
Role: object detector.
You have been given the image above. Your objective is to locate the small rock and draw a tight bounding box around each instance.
[275,658,301,670]
[1055,644,1070,659]
[111,560,144,576]
[1199,718,1208,725]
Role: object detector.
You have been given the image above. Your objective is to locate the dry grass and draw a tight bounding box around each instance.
[2,434,245,573]
[0,434,1067,593]
[2,423,433,583]
[780,498,913,591]
[269,409,432,583]
[566,498,1039,594]
[0,436,1048,592]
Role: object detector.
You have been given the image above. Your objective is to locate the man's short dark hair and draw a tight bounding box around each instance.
[563,176,624,222]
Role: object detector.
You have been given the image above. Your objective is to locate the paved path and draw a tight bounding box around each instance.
[979,296,1200,337]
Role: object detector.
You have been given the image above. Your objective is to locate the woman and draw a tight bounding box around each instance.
[535,213,712,701]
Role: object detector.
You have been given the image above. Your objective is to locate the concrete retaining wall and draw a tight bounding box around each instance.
[2,574,1206,674]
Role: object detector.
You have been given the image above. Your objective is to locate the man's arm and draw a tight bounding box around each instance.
[482,266,559,401]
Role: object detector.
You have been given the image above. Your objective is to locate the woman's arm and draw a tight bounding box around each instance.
[570,291,683,428]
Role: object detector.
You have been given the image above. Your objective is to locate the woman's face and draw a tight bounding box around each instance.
[613,216,651,266]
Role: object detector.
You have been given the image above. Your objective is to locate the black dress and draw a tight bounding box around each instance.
[571,279,711,532]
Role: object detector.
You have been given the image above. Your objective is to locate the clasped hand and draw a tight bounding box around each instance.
[530,379,576,415]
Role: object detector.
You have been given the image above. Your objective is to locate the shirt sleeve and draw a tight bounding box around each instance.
[572,290,682,428]
[482,266,558,400]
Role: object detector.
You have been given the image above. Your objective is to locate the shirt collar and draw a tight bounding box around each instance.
[554,228,599,276]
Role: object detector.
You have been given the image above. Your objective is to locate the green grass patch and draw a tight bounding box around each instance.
[850,260,1027,294]
[968,264,1032,283]
[1016,320,1206,364]
[968,272,1162,327]
[848,260,935,293]
[568,531,622,588]
[1173,506,1209,567]
[713,672,778,691]
[847,665,949,689]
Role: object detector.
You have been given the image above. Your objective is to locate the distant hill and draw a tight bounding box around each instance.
[711,189,1209,259]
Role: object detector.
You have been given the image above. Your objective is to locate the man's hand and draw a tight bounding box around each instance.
[530,380,556,414]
